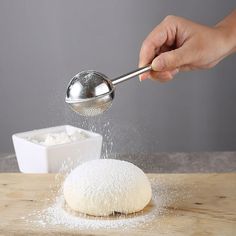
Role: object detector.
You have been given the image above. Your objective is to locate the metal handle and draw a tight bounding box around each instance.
[111,65,152,85]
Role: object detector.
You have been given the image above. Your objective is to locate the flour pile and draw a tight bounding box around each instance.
[26,175,188,230]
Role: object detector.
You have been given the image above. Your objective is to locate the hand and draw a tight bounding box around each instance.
[139,12,236,82]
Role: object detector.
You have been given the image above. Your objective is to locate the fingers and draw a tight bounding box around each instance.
[139,40,156,68]
[151,46,189,72]
[140,69,179,82]
[139,26,167,66]
[139,15,194,82]
[139,23,169,81]
[139,71,151,81]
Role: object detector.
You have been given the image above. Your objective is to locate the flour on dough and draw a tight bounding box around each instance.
[63,159,152,216]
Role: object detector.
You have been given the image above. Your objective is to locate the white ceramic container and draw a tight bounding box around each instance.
[12,125,103,173]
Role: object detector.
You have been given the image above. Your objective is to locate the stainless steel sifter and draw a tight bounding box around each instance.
[65,65,152,116]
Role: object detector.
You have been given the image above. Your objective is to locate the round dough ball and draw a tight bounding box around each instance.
[63,159,152,216]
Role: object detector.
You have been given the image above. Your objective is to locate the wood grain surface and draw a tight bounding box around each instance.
[0,173,235,235]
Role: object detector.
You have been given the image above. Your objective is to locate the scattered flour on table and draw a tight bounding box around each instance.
[25,176,189,230]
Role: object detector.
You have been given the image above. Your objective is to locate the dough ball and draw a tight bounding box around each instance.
[63,159,152,216]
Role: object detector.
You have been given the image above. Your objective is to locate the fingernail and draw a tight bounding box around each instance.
[152,59,164,71]
[171,69,179,76]
[139,75,149,81]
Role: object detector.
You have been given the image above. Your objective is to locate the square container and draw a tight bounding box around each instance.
[12,125,103,173]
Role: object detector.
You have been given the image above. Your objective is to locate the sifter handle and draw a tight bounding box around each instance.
[111,65,152,85]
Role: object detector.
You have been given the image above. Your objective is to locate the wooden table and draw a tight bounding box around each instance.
[0,173,236,235]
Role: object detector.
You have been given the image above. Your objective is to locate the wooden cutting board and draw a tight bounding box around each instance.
[0,173,235,236]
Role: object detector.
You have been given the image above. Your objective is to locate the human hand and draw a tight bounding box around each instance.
[139,13,236,82]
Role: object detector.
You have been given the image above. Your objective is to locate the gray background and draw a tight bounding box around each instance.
[0,0,236,155]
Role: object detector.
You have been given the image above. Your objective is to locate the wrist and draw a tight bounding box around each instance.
[215,10,236,55]
[216,25,236,55]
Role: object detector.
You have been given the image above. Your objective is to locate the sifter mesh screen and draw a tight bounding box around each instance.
[66,70,113,116]
[70,100,112,117]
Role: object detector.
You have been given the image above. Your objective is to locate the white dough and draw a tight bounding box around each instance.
[63,159,152,216]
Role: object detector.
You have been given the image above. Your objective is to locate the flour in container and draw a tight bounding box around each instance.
[28,131,89,146]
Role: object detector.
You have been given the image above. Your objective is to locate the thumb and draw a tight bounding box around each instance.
[151,47,188,71]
